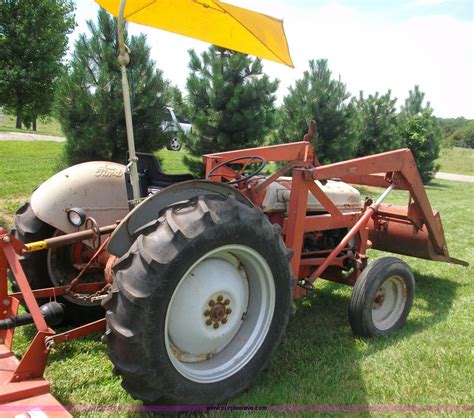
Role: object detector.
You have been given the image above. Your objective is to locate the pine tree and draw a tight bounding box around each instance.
[402,110,441,183]
[399,86,441,183]
[354,90,401,157]
[57,9,170,165]
[183,46,279,176]
[401,85,429,116]
[0,0,75,129]
[275,59,357,164]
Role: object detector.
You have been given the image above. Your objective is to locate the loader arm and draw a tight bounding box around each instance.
[310,148,467,266]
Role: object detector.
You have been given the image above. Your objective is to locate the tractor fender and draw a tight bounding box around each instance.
[30,161,129,234]
[107,180,253,257]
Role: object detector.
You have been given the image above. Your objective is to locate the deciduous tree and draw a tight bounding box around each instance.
[0,0,75,129]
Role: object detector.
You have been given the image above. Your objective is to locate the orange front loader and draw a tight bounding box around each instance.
[203,132,467,295]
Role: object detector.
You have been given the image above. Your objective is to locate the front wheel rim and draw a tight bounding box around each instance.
[371,275,407,330]
[170,138,181,150]
[165,244,276,383]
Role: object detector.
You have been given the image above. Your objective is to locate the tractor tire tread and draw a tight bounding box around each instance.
[349,256,415,338]
[103,194,293,405]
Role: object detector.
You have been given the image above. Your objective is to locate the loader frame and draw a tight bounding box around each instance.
[203,137,466,298]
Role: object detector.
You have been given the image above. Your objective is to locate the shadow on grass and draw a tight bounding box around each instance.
[404,271,459,332]
[426,181,451,190]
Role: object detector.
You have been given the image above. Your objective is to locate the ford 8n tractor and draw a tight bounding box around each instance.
[0,122,467,409]
[0,0,468,412]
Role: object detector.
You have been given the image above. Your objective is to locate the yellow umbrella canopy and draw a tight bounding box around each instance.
[96,0,293,67]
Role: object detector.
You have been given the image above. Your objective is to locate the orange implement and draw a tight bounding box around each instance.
[0,230,101,414]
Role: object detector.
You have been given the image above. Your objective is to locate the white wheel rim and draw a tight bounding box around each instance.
[371,275,407,330]
[170,137,181,150]
[165,244,275,383]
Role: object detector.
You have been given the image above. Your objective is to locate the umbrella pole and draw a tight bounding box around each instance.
[118,0,140,205]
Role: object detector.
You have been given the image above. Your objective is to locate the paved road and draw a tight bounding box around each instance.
[0,132,65,142]
[435,172,474,183]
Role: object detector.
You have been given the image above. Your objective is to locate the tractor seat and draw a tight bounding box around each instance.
[125,152,194,199]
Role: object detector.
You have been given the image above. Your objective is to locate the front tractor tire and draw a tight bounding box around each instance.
[12,203,105,325]
[102,195,293,405]
[349,257,415,338]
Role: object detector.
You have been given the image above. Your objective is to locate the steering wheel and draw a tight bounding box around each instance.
[206,156,267,185]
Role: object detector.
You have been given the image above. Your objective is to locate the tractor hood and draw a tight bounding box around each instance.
[258,177,362,214]
[30,161,129,234]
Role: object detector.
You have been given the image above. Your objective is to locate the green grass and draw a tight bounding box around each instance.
[0,114,64,137]
[156,148,189,174]
[1,142,473,414]
[0,141,66,228]
[0,141,64,199]
[437,147,474,176]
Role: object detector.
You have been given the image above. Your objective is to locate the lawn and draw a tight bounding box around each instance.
[0,114,64,137]
[0,141,472,415]
[436,147,474,176]
[0,141,65,228]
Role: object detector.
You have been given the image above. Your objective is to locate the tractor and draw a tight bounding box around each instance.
[0,0,467,412]
[0,123,467,409]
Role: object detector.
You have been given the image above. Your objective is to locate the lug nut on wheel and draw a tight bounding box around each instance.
[204,296,232,328]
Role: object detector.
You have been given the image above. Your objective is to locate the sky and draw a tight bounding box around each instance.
[70,0,474,118]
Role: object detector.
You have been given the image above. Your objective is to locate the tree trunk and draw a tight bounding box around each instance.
[16,107,22,129]
[33,116,37,131]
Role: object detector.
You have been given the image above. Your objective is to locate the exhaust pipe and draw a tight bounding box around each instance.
[0,302,65,330]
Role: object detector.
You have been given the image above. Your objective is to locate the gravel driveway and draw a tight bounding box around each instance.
[435,172,474,183]
[0,132,65,142]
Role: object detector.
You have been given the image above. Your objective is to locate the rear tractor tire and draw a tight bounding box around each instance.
[349,257,415,337]
[102,195,293,405]
[12,202,105,325]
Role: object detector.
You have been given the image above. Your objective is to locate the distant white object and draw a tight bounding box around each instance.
[161,106,192,151]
